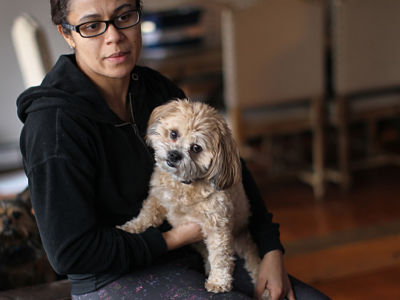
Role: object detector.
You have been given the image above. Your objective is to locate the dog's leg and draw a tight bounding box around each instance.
[191,242,211,275]
[118,195,166,234]
[204,229,235,293]
[235,231,271,300]
[234,231,261,284]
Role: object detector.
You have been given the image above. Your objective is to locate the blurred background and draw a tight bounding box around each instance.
[0,0,400,299]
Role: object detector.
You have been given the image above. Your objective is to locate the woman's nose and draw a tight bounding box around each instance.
[104,24,124,44]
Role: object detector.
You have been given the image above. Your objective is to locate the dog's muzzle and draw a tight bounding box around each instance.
[1,227,17,238]
[167,150,183,168]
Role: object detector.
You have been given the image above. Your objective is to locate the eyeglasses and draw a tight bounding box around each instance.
[62,9,141,38]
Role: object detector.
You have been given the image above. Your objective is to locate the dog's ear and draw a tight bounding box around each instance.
[208,119,241,190]
[16,187,32,212]
[146,99,183,146]
[146,105,164,146]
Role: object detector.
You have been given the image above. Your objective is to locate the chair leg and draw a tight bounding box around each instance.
[337,96,351,190]
[229,107,247,156]
[366,118,379,156]
[311,97,325,199]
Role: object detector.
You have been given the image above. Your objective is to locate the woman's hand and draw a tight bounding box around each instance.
[254,250,295,300]
[162,223,204,251]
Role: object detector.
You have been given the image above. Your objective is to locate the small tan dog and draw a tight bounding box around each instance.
[120,99,270,298]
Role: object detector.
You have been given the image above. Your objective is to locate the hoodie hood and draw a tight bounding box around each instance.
[17,55,122,124]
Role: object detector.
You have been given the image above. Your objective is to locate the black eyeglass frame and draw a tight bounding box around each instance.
[62,9,141,38]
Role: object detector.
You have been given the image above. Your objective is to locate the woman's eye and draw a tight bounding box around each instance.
[83,22,101,31]
[170,130,178,140]
[190,144,202,153]
[118,12,132,23]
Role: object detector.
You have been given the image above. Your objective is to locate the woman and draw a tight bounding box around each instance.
[17,0,330,299]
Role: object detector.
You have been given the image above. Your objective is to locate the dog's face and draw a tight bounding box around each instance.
[0,189,37,247]
[147,100,241,190]
[0,189,57,290]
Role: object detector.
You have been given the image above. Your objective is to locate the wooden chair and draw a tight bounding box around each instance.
[221,0,327,198]
[11,13,52,88]
[329,0,400,190]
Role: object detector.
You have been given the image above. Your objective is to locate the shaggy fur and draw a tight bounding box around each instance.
[120,100,270,298]
[0,188,56,290]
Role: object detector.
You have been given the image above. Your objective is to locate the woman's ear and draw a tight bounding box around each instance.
[57,25,75,49]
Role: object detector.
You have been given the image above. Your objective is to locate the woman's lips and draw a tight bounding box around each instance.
[105,51,130,63]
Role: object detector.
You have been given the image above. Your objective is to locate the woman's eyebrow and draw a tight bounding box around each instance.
[114,3,134,14]
[78,13,101,23]
[77,3,134,23]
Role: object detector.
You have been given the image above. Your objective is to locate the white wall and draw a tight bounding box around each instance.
[0,0,70,146]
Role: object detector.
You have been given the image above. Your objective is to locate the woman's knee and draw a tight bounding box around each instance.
[289,275,331,300]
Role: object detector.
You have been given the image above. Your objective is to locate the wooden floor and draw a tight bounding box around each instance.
[247,163,400,300]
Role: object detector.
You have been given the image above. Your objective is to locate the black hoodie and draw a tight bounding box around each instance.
[17,55,283,295]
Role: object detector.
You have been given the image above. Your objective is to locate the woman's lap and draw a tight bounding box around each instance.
[72,248,330,300]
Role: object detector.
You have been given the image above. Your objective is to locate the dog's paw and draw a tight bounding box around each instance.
[116,223,138,234]
[260,288,271,300]
[205,279,232,293]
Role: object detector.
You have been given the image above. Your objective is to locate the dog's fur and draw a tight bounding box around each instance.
[0,188,56,291]
[120,100,269,298]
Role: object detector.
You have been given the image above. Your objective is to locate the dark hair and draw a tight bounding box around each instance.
[50,0,142,33]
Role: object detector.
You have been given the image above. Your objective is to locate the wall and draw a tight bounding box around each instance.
[0,0,70,147]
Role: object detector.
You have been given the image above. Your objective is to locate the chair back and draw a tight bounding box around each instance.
[12,14,52,88]
[331,0,400,95]
[222,0,325,110]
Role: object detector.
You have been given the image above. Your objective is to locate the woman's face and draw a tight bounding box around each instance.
[60,0,141,82]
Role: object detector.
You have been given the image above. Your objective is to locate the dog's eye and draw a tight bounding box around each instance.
[12,211,22,219]
[190,144,203,153]
[170,130,178,141]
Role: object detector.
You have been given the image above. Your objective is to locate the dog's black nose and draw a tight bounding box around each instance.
[168,150,183,163]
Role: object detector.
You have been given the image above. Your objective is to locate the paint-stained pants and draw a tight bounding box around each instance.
[72,247,330,300]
